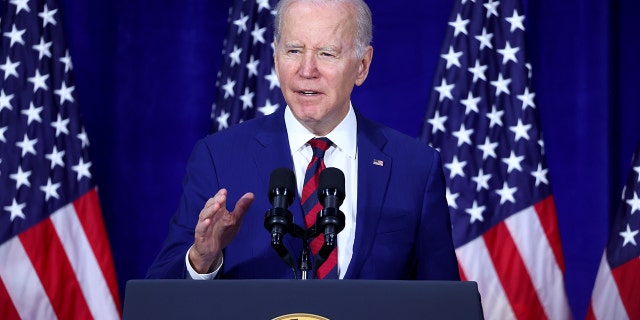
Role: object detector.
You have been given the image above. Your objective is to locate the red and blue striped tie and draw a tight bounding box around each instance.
[301,137,338,279]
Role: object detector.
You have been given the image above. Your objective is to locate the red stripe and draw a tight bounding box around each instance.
[0,277,21,320]
[533,195,565,272]
[483,222,547,319]
[310,235,324,254]
[585,303,596,320]
[301,159,324,204]
[611,257,640,320]
[316,247,338,279]
[304,202,323,227]
[73,189,122,313]
[19,218,93,320]
[458,262,468,281]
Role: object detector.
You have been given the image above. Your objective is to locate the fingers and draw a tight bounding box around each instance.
[232,192,255,218]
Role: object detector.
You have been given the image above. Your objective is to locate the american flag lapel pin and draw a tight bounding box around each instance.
[372,159,384,166]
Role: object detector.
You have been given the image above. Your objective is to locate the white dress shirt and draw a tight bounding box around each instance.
[186,104,358,279]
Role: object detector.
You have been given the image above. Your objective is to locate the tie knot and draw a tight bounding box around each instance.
[308,137,333,159]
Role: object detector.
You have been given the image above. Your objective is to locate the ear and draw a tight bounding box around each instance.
[354,45,373,86]
[273,41,280,78]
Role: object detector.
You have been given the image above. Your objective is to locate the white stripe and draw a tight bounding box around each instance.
[505,205,571,319]
[590,252,629,320]
[457,236,516,320]
[50,202,120,320]
[0,235,58,320]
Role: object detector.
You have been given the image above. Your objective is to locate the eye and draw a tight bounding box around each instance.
[287,49,301,54]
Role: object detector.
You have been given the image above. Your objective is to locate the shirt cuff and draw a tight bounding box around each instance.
[185,246,223,280]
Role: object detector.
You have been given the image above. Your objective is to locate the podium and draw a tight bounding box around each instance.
[123,279,483,319]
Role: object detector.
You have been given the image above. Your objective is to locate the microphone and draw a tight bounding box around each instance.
[264,168,296,268]
[315,167,346,258]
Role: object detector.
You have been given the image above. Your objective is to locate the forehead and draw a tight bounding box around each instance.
[279,1,356,45]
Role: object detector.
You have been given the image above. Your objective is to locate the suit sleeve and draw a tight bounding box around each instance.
[146,139,219,279]
[413,150,461,280]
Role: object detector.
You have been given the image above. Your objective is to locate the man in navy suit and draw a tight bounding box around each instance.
[147,0,459,281]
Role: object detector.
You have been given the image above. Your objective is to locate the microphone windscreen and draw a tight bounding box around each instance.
[269,167,296,192]
[318,167,345,195]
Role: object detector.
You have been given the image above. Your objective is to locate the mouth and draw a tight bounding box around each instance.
[296,90,321,96]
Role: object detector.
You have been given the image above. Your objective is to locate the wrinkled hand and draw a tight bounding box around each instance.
[189,189,255,273]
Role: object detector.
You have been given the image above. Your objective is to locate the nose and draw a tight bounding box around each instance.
[298,53,319,79]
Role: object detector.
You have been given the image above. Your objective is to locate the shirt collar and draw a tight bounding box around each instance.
[284,104,357,159]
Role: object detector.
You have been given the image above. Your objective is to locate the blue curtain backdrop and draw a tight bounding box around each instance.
[57,0,638,318]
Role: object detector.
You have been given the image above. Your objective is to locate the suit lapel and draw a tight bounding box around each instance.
[344,113,391,278]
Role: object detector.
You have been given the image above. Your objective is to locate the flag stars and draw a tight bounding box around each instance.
[233,12,249,34]
[0,126,7,143]
[72,158,92,181]
[9,166,32,189]
[51,114,70,137]
[452,123,474,147]
[40,178,61,201]
[468,60,487,83]
[3,198,26,222]
[229,45,243,66]
[626,191,640,215]
[239,88,255,110]
[0,57,20,80]
[16,134,38,157]
[634,165,640,182]
[441,46,463,69]
[505,10,525,32]
[531,163,549,186]
[32,37,53,60]
[471,168,492,191]
[258,99,279,115]
[77,128,90,148]
[474,28,494,50]
[3,24,26,47]
[10,0,31,13]
[45,146,66,169]
[216,110,230,131]
[60,50,73,72]
[484,0,500,18]
[54,82,75,105]
[446,188,460,209]
[510,119,532,142]
[465,201,486,223]
[478,137,498,160]
[495,182,518,204]
[246,55,260,77]
[222,78,236,98]
[448,14,469,37]
[264,68,280,90]
[427,110,448,134]
[517,87,536,110]
[497,42,520,64]
[486,105,504,128]
[251,24,267,45]
[434,78,455,102]
[460,92,481,114]
[502,151,525,173]
[22,102,44,125]
[28,69,50,92]
[619,224,638,247]
[256,0,271,12]
[445,155,467,179]
[490,73,511,96]
[0,89,14,112]
[38,4,58,27]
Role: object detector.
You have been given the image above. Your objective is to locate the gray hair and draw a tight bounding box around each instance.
[273,0,373,59]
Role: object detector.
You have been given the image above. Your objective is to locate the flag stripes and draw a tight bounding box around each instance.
[0,189,120,320]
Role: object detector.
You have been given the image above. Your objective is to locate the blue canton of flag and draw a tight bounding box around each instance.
[0,0,120,318]
[420,0,570,319]
[588,141,640,319]
[211,0,285,133]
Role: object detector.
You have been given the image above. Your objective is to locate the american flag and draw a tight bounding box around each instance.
[0,0,120,319]
[210,0,285,133]
[419,0,571,318]
[587,141,640,320]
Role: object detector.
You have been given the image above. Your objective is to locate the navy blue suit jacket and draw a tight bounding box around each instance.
[147,108,459,280]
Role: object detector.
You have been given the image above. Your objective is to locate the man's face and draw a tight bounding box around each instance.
[274,1,373,136]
